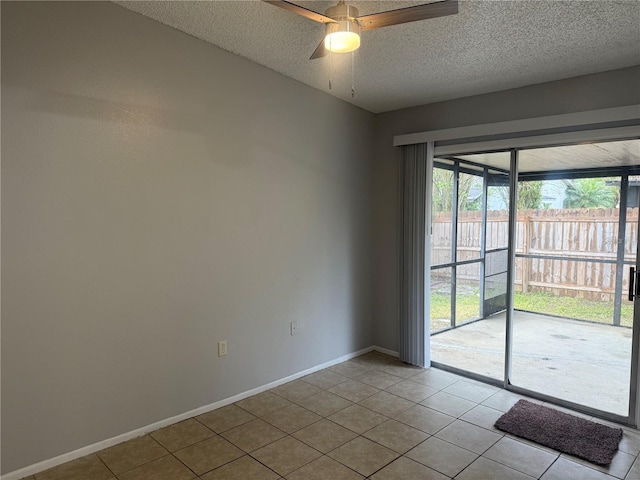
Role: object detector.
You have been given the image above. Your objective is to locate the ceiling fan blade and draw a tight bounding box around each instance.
[262,0,335,24]
[357,0,458,31]
[310,39,328,59]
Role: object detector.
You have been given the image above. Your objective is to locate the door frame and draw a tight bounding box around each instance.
[403,107,640,425]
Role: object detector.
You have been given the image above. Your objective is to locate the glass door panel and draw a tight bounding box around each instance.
[485,171,510,316]
[622,175,639,328]
[431,153,510,381]
[431,166,454,267]
[456,262,481,324]
[456,172,483,262]
[430,267,453,334]
[511,142,639,418]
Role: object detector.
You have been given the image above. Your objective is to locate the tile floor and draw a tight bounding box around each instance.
[21,351,640,480]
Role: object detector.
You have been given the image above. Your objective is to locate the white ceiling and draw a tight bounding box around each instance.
[116,0,640,113]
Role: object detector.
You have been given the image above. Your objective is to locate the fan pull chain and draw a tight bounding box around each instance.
[329,37,333,90]
[351,51,355,97]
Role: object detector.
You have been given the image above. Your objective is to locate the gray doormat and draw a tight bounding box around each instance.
[494,399,623,465]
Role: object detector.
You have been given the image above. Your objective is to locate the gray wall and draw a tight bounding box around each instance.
[1,2,375,473]
[372,66,640,351]
[3,0,639,473]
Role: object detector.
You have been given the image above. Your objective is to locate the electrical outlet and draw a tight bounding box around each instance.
[218,340,227,357]
[290,321,298,336]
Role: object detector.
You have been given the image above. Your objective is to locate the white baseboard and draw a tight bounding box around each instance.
[1,345,380,480]
[372,345,399,358]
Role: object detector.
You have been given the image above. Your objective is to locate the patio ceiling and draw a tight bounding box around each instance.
[454,139,640,173]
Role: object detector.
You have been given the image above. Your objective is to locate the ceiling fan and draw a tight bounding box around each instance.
[263,0,459,59]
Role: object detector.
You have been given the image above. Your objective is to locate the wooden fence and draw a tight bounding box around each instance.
[432,208,639,302]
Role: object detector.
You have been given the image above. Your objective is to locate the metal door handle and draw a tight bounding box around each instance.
[630,267,638,302]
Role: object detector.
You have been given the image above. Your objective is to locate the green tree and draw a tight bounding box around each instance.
[563,178,618,208]
[518,181,543,210]
[495,181,543,210]
[432,169,480,212]
[432,168,455,212]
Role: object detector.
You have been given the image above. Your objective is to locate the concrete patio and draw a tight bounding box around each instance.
[430,311,633,416]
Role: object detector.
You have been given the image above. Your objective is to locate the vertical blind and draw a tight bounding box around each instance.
[398,142,432,367]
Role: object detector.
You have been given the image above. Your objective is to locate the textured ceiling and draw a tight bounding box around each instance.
[116,0,640,113]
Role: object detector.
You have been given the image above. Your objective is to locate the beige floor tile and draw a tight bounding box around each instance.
[285,455,364,480]
[443,380,497,403]
[406,436,477,477]
[625,457,639,480]
[384,379,438,403]
[541,457,617,480]
[620,425,640,437]
[328,361,372,379]
[328,404,388,434]
[328,437,399,477]
[502,433,563,456]
[358,391,415,417]
[370,456,449,480]
[484,437,558,478]
[362,419,429,454]
[350,351,396,368]
[376,362,423,380]
[435,419,502,454]
[221,418,286,452]
[328,379,380,403]
[457,457,535,480]
[353,370,403,390]
[261,404,321,433]
[619,429,640,456]
[420,391,476,417]
[408,369,461,390]
[620,425,640,438]
[561,450,636,479]
[292,419,358,453]
[196,404,256,433]
[235,391,292,417]
[33,356,634,480]
[116,455,195,480]
[481,390,531,412]
[34,454,113,480]
[270,380,322,402]
[252,436,322,476]
[459,404,504,431]
[150,418,214,452]
[302,370,348,389]
[173,436,243,475]
[395,405,455,434]
[459,377,500,392]
[294,390,353,417]
[98,436,167,475]
[199,455,279,480]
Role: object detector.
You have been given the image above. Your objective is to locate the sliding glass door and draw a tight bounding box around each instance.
[428,139,640,424]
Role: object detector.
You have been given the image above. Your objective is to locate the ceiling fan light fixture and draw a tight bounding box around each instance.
[323,2,360,54]
[324,20,361,53]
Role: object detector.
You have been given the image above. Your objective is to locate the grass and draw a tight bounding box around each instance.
[514,291,634,328]
[430,292,479,322]
[430,290,634,328]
